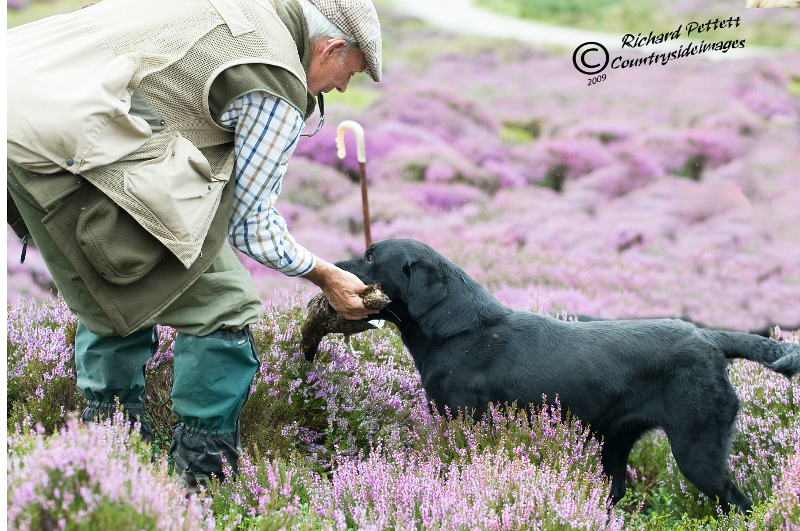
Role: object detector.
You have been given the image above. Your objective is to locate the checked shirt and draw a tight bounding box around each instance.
[220,91,316,277]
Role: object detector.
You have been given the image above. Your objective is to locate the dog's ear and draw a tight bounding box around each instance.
[405,260,448,321]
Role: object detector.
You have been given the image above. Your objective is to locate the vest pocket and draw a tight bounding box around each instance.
[123,134,227,244]
[76,194,168,286]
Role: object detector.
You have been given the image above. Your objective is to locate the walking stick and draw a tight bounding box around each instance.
[336,120,372,250]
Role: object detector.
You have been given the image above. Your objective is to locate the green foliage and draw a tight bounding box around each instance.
[144,328,179,455]
[473,0,800,49]
[478,0,621,20]
[500,124,537,144]
[624,501,776,531]
[205,449,309,531]
[415,400,604,477]
[16,470,159,531]
[239,308,323,462]
[619,430,675,512]
[623,431,757,523]
[788,77,800,97]
[7,417,188,531]
[240,304,422,473]
[7,346,87,436]
[7,372,87,436]
[324,85,381,110]
[7,0,89,29]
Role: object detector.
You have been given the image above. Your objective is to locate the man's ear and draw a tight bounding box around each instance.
[405,261,447,321]
[322,38,348,58]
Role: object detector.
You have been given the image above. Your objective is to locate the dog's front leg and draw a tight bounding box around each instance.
[600,430,643,506]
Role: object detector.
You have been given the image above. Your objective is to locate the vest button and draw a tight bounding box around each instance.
[160,120,165,126]
[66,158,74,166]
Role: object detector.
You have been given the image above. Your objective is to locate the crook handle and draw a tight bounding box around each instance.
[336,120,366,163]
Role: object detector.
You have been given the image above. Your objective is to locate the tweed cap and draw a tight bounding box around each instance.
[308,0,382,82]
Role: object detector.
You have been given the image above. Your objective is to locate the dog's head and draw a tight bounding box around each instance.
[335,239,449,326]
[336,239,500,338]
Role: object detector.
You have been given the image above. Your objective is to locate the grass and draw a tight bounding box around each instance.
[7,0,88,28]
[322,84,381,110]
[473,0,800,49]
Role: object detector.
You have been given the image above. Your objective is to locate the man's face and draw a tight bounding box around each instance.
[307,38,367,95]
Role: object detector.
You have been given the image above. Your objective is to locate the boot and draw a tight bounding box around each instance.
[170,421,242,493]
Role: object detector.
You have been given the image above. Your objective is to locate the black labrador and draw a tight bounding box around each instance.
[335,238,800,513]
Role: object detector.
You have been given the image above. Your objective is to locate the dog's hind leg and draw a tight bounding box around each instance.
[664,409,753,513]
[600,429,642,505]
[669,435,752,512]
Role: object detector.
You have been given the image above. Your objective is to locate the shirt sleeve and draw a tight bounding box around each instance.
[220,91,316,276]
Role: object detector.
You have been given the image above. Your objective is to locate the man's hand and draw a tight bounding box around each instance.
[302,259,379,320]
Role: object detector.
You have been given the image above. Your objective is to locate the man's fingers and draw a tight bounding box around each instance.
[342,271,369,293]
[337,297,380,320]
[310,263,380,319]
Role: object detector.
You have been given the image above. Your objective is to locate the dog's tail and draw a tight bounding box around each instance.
[705,329,800,379]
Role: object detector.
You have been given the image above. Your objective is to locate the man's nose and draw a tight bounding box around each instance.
[336,79,350,93]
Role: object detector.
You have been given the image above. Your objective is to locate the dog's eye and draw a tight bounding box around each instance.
[365,253,373,263]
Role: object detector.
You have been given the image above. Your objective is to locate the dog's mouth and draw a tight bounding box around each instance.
[334,259,402,321]
[367,289,402,323]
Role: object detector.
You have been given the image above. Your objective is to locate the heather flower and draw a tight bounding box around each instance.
[205,449,306,531]
[7,0,34,9]
[320,182,427,229]
[363,86,499,144]
[371,143,498,191]
[409,182,488,213]
[293,125,350,173]
[727,351,800,500]
[238,290,428,470]
[281,159,355,210]
[7,415,213,531]
[564,120,637,145]
[7,295,84,432]
[766,444,800,530]
[309,403,624,531]
[736,66,800,120]
[524,138,614,190]
[424,161,456,182]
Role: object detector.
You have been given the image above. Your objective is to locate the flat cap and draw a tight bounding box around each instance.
[308,0,382,82]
